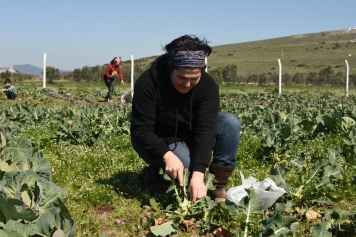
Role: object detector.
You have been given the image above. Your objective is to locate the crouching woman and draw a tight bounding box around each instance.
[130,35,241,202]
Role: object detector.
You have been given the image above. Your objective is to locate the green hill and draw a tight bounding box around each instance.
[131,29,356,76]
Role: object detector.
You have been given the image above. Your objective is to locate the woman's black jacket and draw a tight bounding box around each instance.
[130,54,219,173]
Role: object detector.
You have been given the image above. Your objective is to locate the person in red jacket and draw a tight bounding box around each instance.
[103,57,124,102]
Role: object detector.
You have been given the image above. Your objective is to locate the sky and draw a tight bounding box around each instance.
[1,0,355,71]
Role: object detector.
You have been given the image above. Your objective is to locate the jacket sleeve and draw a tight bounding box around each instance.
[130,71,170,160]
[117,66,124,81]
[192,73,220,173]
[104,64,113,78]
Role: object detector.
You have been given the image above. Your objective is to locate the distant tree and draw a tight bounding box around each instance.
[258,73,267,85]
[81,66,92,82]
[45,66,60,83]
[318,65,334,86]
[306,72,317,85]
[12,72,31,82]
[236,75,244,84]
[268,73,278,85]
[222,64,237,82]
[209,67,223,84]
[134,62,145,79]
[247,73,258,85]
[333,71,344,86]
[292,72,305,85]
[332,43,341,49]
[73,68,82,82]
[0,70,12,80]
[91,65,103,82]
[282,72,292,85]
[350,73,356,87]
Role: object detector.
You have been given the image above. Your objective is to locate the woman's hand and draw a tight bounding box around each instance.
[163,151,184,186]
[120,80,125,85]
[189,171,207,202]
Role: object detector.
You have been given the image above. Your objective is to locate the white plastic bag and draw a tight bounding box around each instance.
[226,171,286,210]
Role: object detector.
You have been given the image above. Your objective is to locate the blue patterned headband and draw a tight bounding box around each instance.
[169,50,205,68]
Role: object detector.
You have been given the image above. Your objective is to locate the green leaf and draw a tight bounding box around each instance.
[326,147,345,165]
[0,160,10,172]
[34,181,43,211]
[261,202,297,236]
[324,164,343,180]
[29,152,52,181]
[183,168,190,188]
[37,179,67,212]
[340,116,355,133]
[0,193,38,221]
[314,176,331,190]
[35,209,75,237]
[1,171,41,199]
[150,221,176,237]
[269,163,289,188]
[289,157,304,169]
[299,119,317,132]
[239,189,264,223]
[0,131,6,149]
[0,229,23,237]
[3,220,40,236]
[310,219,332,237]
[149,199,160,212]
[290,222,299,235]
[307,159,327,184]
[220,200,239,215]
[2,137,33,163]
[204,172,215,190]
[1,170,67,214]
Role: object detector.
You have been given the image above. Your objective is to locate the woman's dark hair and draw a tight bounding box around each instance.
[163,35,212,72]
[4,78,11,84]
[110,57,121,64]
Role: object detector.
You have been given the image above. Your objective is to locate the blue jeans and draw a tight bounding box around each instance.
[132,112,240,170]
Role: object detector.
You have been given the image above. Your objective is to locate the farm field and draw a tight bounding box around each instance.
[0,84,356,236]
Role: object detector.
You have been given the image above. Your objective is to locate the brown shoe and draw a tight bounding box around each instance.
[208,163,235,199]
[208,186,227,199]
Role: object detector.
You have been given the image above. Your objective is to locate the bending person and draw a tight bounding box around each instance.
[130,35,240,202]
[103,57,124,102]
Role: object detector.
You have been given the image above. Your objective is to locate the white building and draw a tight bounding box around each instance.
[0,66,16,74]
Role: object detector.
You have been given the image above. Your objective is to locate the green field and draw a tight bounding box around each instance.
[0,85,355,236]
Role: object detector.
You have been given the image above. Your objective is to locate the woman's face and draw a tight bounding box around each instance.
[170,67,201,94]
[114,58,121,65]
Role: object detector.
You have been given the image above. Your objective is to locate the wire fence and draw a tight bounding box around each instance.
[2,55,356,94]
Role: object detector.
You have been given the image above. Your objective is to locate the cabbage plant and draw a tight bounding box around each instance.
[0,134,75,237]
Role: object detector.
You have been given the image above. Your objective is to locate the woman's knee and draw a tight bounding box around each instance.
[218,112,240,133]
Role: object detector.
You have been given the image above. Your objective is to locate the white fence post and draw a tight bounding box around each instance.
[43,53,46,88]
[278,59,282,94]
[345,60,349,97]
[131,55,134,93]
[205,57,208,72]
